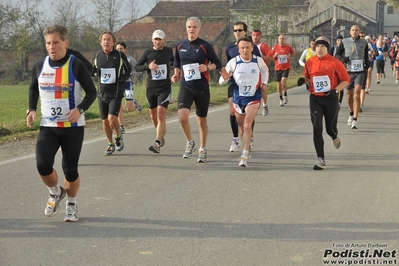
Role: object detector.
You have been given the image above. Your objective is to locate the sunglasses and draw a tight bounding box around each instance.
[233,29,244,32]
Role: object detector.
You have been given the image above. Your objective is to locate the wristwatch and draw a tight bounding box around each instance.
[79,108,85,115]
[206,65,210,70]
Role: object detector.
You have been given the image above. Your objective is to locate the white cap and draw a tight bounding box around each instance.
[152,30,165,39]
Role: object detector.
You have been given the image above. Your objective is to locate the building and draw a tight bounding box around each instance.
[116,0,231,62]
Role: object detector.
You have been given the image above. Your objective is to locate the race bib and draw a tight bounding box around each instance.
[100,68,116,84]
[350,59,364,72]
[278,55,288,64]
[312,75,331,93]
[125,89,133,100]
[238,80,257,97]
[41,99,69,122]
[182,63,201,81]
[151,64,167,80]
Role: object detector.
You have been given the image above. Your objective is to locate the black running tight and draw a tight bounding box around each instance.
[309,93,339,159]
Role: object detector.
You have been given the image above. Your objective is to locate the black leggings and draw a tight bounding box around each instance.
[309,93,339,159]
[36,126,84,182]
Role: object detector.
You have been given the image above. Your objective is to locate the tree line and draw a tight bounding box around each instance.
[1,0,340,82]
[0,0,158,81]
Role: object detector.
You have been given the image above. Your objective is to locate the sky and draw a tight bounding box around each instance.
[40,0,155,23]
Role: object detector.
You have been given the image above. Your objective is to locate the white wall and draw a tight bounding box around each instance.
[308,0,376,19]
[383,5,399,36]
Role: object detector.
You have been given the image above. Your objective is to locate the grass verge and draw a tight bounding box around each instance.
[0,74,301,143]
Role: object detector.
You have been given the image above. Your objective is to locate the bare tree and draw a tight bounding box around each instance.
[126,0,141,21]
[387,0,399,9]
[19,0,51,54]
[90,0,124,32]
[247,0,308,44]
[143,0,160,12]
[50,0,87,48]
[0,1,21,47]
[6,0,51,79]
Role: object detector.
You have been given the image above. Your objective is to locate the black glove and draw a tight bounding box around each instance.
[297,77,305,87]
[325,90,337,99]
[343,57,350,64]
[296,78,305,87]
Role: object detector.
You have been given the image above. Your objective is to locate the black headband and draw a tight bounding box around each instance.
[315,40,330,51]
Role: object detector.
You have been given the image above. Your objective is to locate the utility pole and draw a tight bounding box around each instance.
[376,0,387,34]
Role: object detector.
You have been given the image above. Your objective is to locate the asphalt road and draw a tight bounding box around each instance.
[1,72,399,266]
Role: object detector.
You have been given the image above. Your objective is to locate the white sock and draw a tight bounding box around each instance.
[67,196,77,205]
[48,185,60,196]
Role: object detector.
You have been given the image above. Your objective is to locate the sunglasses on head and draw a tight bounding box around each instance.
[233,29,244,32]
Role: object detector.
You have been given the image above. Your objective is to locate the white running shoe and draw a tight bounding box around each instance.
[313,157,326,170]
[239,153,250,167]
[283,96,288,105]
[44,187,66,217]
[229,138,240,152]
[149,141,160,153]
[133,99,142,113]
[104,144,115,156]
[197,149,207,163]
[279,99,284,106]
[347,116,353,126]
[351,120,358,129]
[332,137,341,149]
[183,140,196,158]
[64,202,79,222]
[262,105,269,116]
[115,135,124,151]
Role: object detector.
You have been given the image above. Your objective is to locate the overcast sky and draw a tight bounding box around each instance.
[40,0,155,22]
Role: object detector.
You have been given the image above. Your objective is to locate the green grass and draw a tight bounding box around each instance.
[0,74,301,142]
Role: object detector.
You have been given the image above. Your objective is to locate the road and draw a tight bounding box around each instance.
[1,72,399,266]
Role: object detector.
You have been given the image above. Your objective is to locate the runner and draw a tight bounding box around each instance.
[135,30,174,153]
[220,37,269,167]
[335,25,369,129]
[395,42,399,84]
[225,22,261,153]
[329,34,345,108]
[115,41,142,134]
[364,35,377,93]
[269,35,294,106]
[251,30,273,116]
[92,31,132,155]
[298,39,316,67]
[303,36,350,170]
[26,25,97,221]
[375,34,388,85]
[171,17,222,163]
